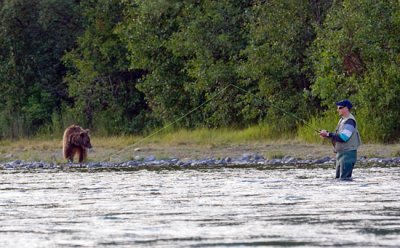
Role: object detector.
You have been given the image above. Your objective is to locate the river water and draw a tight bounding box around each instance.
[0,166,399,247]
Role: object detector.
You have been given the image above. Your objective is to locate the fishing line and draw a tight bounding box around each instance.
[103,83,319,161]
[228,83,320,133]
[105,84,231,161]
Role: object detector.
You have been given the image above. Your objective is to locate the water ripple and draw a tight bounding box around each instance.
[0,167,399,247]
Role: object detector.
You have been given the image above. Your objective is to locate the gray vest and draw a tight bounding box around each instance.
[334,113,361,153]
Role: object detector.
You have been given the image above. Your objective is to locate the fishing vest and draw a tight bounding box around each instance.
[333,113,361,153]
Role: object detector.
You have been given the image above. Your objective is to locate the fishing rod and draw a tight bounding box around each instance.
[228,83,321,133]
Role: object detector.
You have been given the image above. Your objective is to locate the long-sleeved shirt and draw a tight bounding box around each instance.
[329,119,356,143]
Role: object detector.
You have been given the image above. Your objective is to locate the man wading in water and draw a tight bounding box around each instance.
[319,99,361,180]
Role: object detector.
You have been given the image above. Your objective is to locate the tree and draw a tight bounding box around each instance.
[63,0,147,135]
[119,0,253,128]
[0,0,81,138]
[241,0,332,131]
[117,1,193,128]
[168,0,253,127]
[312,0,400,141]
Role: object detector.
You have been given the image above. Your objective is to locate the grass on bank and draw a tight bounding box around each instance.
[1,124,400,163]
[0,124,316,163]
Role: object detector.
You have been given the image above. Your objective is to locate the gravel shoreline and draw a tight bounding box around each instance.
[2,142,400,171]
[2,153,400,171]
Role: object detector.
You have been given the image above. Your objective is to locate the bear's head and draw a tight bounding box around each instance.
[70,129,92,149]
[79,130,92,149]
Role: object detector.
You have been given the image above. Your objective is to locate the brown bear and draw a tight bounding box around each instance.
[63,125,92,163]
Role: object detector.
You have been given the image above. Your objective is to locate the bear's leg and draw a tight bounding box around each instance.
[64,146,75,163]
[78,147,85,163]
[71,147,79,163]
[82,148,87,163]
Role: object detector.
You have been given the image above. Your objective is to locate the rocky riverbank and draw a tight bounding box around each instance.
[2,153,400,171]
[1,139,400,171]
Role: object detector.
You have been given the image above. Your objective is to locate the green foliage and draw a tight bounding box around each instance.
[241,0,332,132]
[0,0,81,138]
[297,111,338,143]
[311,0,400,142]
[118,1,254,128]
[63,0,148,135]
[167,0,253,127]
[116,0,191,127]
[0,0,399,143]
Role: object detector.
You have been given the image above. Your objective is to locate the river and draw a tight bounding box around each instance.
[1,166,399,247]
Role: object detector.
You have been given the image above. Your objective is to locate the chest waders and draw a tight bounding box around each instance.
[333,114,361,179]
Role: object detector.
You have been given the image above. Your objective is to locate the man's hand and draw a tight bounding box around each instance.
[319,130,329,138]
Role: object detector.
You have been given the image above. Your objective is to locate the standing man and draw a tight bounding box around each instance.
[319,99,361,180]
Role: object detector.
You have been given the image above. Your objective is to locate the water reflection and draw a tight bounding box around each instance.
[0,167,399,247]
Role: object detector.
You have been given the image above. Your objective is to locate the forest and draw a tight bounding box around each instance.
[0,0,399,143]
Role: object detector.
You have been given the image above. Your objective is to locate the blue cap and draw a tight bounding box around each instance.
[335,99,353,109]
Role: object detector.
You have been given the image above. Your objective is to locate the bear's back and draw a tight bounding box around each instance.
[63,125,84,146]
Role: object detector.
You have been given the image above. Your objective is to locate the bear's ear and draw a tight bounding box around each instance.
[85,129,90,133]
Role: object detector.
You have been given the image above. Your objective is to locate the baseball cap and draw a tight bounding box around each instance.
[335,99,353,109]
